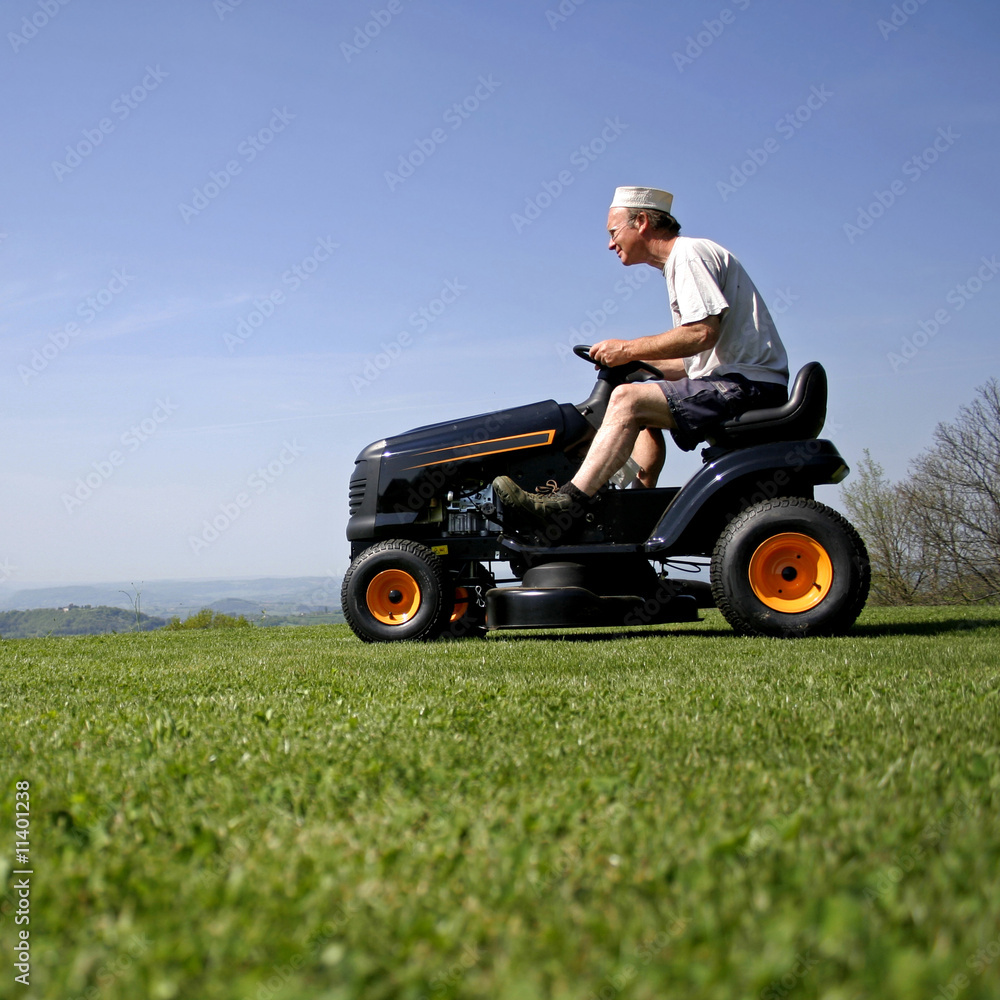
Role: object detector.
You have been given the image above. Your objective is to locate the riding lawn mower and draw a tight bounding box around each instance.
[341,347,870,642]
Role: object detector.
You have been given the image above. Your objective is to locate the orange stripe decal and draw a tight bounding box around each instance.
[403,430,556,469]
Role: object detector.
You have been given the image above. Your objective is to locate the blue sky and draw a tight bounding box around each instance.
[2,0,998,586]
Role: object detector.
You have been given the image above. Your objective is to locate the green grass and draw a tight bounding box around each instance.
[2,606,999,1000]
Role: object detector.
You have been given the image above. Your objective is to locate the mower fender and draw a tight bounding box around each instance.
[646,439,849,555]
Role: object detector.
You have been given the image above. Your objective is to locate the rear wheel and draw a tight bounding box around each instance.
[711,497,870,638]
[342,540,452,643]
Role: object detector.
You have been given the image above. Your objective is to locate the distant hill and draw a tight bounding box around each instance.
[209,598,267,620]
[0,606,167,639]
[0,576,344,618]
[203,598,347,625]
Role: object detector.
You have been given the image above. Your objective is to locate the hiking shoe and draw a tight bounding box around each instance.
[492,476,588,542]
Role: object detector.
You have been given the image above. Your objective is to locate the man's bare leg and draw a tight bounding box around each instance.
[571,383,674,495]
[491,384,674,537]
[630,427,665,488]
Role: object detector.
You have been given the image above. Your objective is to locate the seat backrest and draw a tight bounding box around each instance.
[707,362,827,449]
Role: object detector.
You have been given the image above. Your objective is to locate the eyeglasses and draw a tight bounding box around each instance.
[608,222,631,242]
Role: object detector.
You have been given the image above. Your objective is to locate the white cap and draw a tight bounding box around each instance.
[610,186,674,214]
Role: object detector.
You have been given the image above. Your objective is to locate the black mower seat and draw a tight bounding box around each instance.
[707,362,827,449]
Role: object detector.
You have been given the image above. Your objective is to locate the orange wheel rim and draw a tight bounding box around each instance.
[450,587,469,623]
[366,569,422,625]
[749,532,833,613]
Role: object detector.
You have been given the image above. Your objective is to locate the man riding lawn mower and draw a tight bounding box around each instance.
[341,187,870,642]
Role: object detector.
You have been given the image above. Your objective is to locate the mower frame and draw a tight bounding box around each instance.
[341,351,869,641]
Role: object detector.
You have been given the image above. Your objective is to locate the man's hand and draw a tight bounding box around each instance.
[588,339,634,367]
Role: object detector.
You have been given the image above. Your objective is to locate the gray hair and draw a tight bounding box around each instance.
[626,207,681,236]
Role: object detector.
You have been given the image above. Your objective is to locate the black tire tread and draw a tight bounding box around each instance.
[710,496,871,638]
[342,539,451,643]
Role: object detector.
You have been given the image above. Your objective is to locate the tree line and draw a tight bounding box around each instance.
[841,378,1000,605]
[1,606,345,639]
[0,606,166,639]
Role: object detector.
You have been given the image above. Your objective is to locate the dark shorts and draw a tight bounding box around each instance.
[658,373,788,451]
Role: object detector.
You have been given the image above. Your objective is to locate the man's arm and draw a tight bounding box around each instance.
[588,316,721,369]
[646,357,688,380]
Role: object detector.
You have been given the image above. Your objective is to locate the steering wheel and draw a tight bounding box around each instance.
[573,344,663,380]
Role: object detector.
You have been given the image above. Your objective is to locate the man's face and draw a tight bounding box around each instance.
[607,207,639,264]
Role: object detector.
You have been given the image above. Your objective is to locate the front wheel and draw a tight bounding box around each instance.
[711,498,870,638]
[342,540,452,643]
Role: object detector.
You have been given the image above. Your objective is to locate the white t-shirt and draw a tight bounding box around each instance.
[664,237,788,386]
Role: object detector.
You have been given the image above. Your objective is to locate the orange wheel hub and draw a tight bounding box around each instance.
[450,587,469,623]
[366,569,422,625]
[748,532,833,613]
